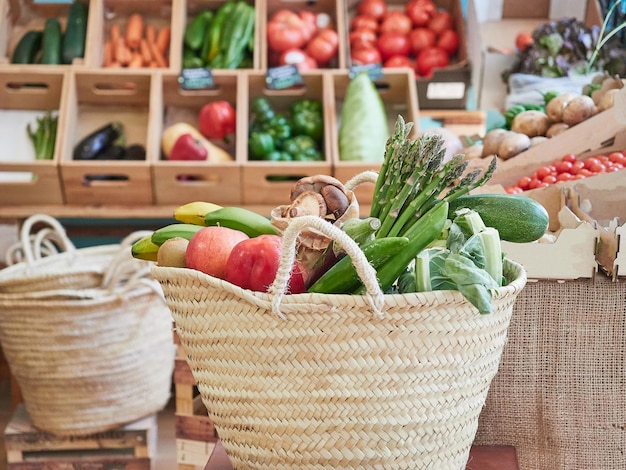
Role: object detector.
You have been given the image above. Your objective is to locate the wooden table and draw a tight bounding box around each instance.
[204,442,519,469]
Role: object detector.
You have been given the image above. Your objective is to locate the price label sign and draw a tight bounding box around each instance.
[178,68,215,91]
[349,63,384,81]
[265,65,303,90]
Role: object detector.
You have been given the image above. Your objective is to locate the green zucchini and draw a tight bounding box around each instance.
[41,18,62,65]
[11,31,43,64]
[62,0,89,65]
[448,194,549,243]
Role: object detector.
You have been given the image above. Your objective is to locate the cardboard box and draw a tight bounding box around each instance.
[0,68,66,205]
[328,68,419,208]
[0,0,91,67]
[152,70,243,206]
[344,0,470,110]
[86,0,181,70]
[467,0,602,111]
[263,0,347,70]
[240,71,333,206]
[58,70,157,205]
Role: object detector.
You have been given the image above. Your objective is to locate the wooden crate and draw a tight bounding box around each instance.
[0,0,90,67]
[174,335,219,470]
[0,68,66,205]
[86,0,182,70]
[151,70,243,206]
[240,71,333,206]
[328,68,419,208]
[262,0,348,70]
[4,404,157,470]
[58,69,157,205]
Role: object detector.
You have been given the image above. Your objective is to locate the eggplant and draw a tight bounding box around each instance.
[73,122,124,160]
[95,144,127,160]
[124,144,147,160]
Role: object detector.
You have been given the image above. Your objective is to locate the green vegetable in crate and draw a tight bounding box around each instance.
[339,71,389,162]
[282,135,323,161]
[11,31,42,64]
[209,1,256,69]
[41,18,62,65]
[185,10,214,51]
[62,0,89,65]
[262,114,292,146]
[250,97,275,124]
[248,132,276,160]
[290,99,324,141]
[27,111,58,160]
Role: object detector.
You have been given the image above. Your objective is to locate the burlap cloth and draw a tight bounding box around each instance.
[475,273,626,469]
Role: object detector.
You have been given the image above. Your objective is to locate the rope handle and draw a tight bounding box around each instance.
[268,215,385,319]
[344,171,378,192]
[15,214,75,266]
[101,230,155,290]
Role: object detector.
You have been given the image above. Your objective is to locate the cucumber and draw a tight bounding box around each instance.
[41,18,62,65]
[448,194,550,243]
[62,0,89,65]
[11,30,43,64]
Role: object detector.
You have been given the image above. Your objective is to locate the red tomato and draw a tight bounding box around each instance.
[406,0,436,27]
[556,172,574,182]
[570,160,585,174]
[588,162,606,174]
[357,0,387,20]
[561,153,577,163]
[583,157,600,169]
[608,151,626,165]
[351,46,382,65]
[415,46,449,76]
[515,32,534,52]
[436,29,459,55]
[383,55,415,69]
[198,100,236,140]
[267,11,307,52]
[351,14,379,33]
[380,11,413,35]
[305,29,339,64]
[349,29,378,49]
[377,32,411,60]
[517,175,532,190]
[298,11,318,42]
[279,48,318,71]
[408,27,436,55]
[428,11,454,36]
[553,160,573,174]
[535,166,554,180]
[506,186,522,194]
[542,174,557,184]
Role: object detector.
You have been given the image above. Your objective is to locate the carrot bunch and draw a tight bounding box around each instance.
[103,13,170,68]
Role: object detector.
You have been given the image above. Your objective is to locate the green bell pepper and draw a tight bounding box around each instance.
[290,99,324,141]
[262,114,292,148]
[248,131,275,160]
[251,97,275,123]
[282,135,323,161]
[265,150,293,161]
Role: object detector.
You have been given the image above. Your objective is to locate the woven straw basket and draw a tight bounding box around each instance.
[152,216,527,469]
[0,216,176,437]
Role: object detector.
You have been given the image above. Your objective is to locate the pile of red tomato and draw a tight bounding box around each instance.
[505,151,626,194]
[348,0,459,77]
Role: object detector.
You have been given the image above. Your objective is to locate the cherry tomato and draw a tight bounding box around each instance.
[408,27,436,55]
[428,11,454,36]
[380,11,413,35]
[506,186,522,194]
[436,29,459,55]
[357,0,387,20]
[542,174,557,184]
[349,29,378,49]
[406,0,437,27]
[305,29,339,64]
[415,46,449,77]
[384,55,415,69]
[570,160,585,174]
[583,157,600,169]
[528,178,542,190]
[515,32,534,52]
[535,166,555,180]
[561,153,577,163]
[351,46,382,65]
[608,152,626,165]
[377,31,411,60]
[553,161,573,174]
[556,172,574,182]
[517,175,532,190]
[351,14,379,33]
[588,162,606,174]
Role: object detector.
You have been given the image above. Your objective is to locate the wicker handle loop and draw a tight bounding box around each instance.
[344,171,378,192]
[101,231,155,291]
[268,215,385,319]
[17,214,75,266]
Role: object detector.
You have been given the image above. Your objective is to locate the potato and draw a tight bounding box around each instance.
[511,110,550,137]
[459,144,484,160]
[545,122,569,138]
[545,92,578,122]
[481,128,510,157]
[562,95,596,126]
[497,132,531,160]
[597,88,620,112]
[530,136,549,146]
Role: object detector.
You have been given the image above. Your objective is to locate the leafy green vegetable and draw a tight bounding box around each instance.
[27,111,58,160]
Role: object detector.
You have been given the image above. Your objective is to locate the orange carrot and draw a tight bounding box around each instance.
[140,39,152,65]
[103,39,114,67]
[116,37,132,66]
[156,27,171,55]
[110,23,121,45]
[125,13,144,50]
[145,24,156,46]
[148,39,167,68]
[128,52,144,68]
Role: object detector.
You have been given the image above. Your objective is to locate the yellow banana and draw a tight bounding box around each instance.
[174,201,223,226]
[131,233,159,262]
[203,207,280,238]
[151,223,205,246]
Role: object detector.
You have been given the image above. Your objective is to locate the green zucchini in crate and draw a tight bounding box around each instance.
[448,194,550,243]
[41,18,62,65]
[62,0,89,64]
[11,31,43,64]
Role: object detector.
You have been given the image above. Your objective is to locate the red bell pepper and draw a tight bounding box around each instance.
[198,100,236,141]
[223,234,307,294]
[168,133,208,161]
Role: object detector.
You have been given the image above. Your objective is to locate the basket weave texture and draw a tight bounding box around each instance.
[0,215,176,437]
[152,258,526,470]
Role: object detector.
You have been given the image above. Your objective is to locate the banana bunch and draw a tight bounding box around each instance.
[131,201,280,263]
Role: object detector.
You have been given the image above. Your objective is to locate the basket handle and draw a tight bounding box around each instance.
[268,215,385,319]
[101,231,155,290]
[16,214,76,266]
[344,170,378,192]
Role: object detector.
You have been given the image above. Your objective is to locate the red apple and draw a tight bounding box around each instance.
[185,226,249,279]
